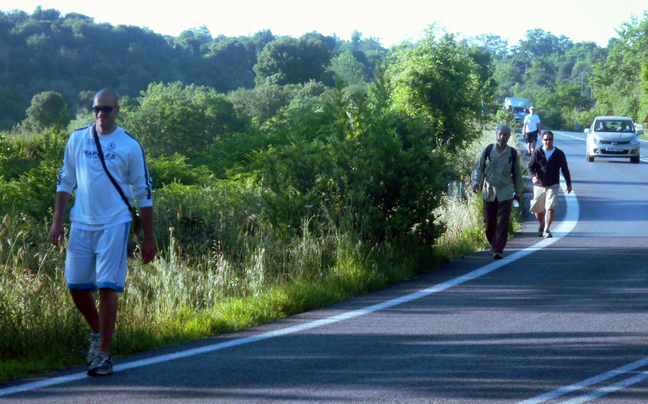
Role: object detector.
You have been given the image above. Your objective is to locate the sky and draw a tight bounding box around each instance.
[2,0,648,48]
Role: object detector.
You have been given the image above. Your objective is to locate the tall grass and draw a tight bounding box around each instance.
[0,128,522,382]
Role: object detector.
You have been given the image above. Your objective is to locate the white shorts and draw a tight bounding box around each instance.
[529,184,560,213]
[64,222,130,292]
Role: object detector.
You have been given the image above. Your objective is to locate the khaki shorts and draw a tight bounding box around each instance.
[529,184,560,213]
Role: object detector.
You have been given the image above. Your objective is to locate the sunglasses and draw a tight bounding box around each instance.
[92,105,115,114]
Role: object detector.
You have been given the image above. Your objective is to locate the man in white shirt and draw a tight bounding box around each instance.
[49,89,155,376]
[523,106,542,156]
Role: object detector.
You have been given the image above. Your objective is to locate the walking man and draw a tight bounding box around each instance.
[528,130,572,238]
[523,106,542,156]
[471,125,525,259]
[49,89,155,376]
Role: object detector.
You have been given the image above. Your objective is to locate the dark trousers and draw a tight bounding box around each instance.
[483,198,513,255]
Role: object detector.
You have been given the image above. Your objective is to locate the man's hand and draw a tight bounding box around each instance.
[49,222,65,247]
[140,237,156,264]
[532,175,541,186]
[139,206,156,264]
[566,185,572,194]
[472,184,480,194]
[49,192,71,247]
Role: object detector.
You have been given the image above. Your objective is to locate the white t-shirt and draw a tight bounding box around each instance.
[544,147,555,161]
[524,114,541,132]
[57,124,153,230]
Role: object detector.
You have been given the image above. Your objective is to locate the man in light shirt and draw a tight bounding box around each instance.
[471,125,525,259]
[49,89,155,376]
[523,106,542,156]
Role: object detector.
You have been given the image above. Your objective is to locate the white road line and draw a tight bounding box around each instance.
[0,185,579,398]
[517,357,648,404]
[560,368,648,403]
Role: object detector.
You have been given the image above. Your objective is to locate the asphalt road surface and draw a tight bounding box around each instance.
[2,130,648,403]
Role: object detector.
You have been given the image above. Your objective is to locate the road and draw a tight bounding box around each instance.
[2,130,648,403]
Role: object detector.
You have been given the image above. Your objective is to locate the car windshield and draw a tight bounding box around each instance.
[594,119,635,132]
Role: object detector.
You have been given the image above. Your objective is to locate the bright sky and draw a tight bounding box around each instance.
[2,0,647,48]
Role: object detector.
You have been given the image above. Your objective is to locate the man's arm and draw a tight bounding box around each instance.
[139,206,156,264]
[49,191,71,247]
[470,148,487,193]
[512,151,525,201]
[560,150,572,194]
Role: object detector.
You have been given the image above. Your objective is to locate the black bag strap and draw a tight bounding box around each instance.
[92,125,135,214]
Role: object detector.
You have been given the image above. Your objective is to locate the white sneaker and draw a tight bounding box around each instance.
[87,352,113,376]
[86,333,100,364]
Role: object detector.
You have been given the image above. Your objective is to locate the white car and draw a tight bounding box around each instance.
[585,116,642,164]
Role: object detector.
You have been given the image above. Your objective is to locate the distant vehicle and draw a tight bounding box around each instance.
[504,97,530,125]
[585,116,642,164]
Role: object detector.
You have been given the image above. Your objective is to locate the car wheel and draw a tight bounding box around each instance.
[587,153,594,162]
[631,155,640,164]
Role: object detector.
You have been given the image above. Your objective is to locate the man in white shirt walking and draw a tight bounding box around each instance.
[523,106,542,156]
[49,89,155,376]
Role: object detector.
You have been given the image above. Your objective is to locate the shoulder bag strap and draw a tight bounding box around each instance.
[92,125,135,214]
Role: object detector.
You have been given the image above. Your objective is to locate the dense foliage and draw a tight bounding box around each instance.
[590,13,648,122]
[0,7,386,130]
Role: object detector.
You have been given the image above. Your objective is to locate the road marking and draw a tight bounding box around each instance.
[0,185,579,398]
[560,368,648,403]
[517,356,648,404]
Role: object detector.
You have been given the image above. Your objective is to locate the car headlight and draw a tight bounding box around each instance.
[592,136,602,145]
[630,137,639,145]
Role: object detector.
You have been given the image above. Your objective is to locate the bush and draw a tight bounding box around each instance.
[252,75,448,243]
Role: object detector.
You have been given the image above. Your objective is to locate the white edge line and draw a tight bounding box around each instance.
[517,356,648,404]
[560,368,648,404]
[0,185,579,398]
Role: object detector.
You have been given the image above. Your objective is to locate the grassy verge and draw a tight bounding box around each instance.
[0,129,527,383]
[0,190,504,382]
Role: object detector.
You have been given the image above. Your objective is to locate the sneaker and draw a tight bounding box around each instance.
[493,252,504,260]
[543,230,553,238]
[86,333,100,364]
[87,352,113,376]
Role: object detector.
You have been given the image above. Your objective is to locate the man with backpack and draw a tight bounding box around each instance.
[471,125,525,259]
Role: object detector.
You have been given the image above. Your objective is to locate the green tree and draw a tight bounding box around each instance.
[388,30,488,151]
[590,13,648,120]
[120,82,248,157]
[254,36,334,86]
[329,50,366,86]
[23,91,67,131]
[253,69,447,242]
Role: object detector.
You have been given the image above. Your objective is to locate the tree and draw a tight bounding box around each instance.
[120,82,248,157]
[590,13,648,120]
[329,50,366,86]
[254,36,334,86]
[516,29,572,58]
[252,70,448,242]
[388,30,488,151]
[23,91,66,131]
